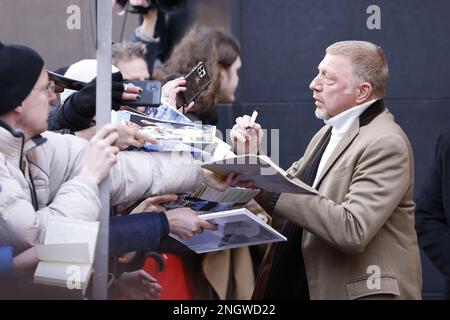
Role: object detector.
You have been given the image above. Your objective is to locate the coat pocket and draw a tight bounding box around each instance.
[345,274,400,300]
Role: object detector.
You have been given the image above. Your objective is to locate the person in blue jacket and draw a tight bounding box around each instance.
[0,246,15,285]
[0,218,38,298]
[0,198,205,300]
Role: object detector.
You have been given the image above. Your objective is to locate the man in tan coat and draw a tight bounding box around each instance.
[231,41,422,299]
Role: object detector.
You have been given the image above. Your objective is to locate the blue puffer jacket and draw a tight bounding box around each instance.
[0,246,13,282]
[109,211,169,257]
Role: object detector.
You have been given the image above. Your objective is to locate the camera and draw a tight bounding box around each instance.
[115,0,187,15]
[197,64,206,78]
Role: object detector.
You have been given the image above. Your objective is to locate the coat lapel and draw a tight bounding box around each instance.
[313,99,386,188]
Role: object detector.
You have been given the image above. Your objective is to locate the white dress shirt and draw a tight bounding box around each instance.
[312,99,377,188]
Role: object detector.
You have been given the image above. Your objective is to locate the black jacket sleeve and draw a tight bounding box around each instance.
[109,211,169,257]
[416,132,450,279]
[47,72,124,132]
[47,97,93,132]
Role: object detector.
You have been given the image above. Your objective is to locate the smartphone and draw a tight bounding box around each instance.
[124,80,161,108]
[176,62,212,110]
[46,70,87,91]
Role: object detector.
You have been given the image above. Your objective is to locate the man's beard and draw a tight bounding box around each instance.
[315,107,331,120]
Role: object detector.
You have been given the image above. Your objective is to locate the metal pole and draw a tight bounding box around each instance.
[93,0,112,300]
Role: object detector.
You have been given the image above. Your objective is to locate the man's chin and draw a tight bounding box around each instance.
[315,107,330,120]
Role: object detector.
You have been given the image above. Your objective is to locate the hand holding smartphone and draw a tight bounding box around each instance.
[176,62,212,112]
[123,80,161,108]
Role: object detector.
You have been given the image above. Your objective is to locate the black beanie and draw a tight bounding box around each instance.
[0,42,44,115]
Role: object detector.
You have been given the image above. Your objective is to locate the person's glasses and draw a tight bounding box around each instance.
[47,80,56,94]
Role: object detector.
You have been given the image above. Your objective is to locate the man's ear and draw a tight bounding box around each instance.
[355,82,373,104]
[12,104,24,115]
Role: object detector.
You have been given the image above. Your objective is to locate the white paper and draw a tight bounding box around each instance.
[43,216,99,262]
[34,261,92,292]
[34,216,99,293]
[203,154,318,194]
[170,208,286,254]
[36,243,91,264]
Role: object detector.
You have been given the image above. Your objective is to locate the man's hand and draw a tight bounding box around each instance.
[68,72,141,118]
[134,0,158,39]
[118,269,162,300]
[115,121,157,150]
[12,247,39,279]
[74,121,156,150]
[121,82,142,102]
[202,169,243,191]
[230,115,264,155]
[130,0,150,6]
[79,124,120,185]
[131,194,178,213]
[117,251,137,264]
[165,208,218,240]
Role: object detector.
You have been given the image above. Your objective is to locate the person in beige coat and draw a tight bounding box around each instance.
[230,41,422,300]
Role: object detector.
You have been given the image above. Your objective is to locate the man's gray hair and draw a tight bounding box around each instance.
[112,41,147,66]
[326,40,389,98]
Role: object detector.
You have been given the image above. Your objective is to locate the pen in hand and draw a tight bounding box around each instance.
[246,109,259,132]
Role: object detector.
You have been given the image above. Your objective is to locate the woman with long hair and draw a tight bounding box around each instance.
[159,26,241,125]
[145,26,255,300]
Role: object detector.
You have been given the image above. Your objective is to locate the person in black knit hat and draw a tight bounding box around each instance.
[0,42,229,299]
[0,42,45,116]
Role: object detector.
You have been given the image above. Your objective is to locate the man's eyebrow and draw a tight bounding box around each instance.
[317,64,329,71]
[317,66,329,76]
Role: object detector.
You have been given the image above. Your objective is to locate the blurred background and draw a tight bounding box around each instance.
[1,0,449,299]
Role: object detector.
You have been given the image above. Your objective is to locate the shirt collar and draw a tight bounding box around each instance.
[0,121,47,168]
[325,99,377,134]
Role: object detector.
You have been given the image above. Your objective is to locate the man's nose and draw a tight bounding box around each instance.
[309,75,321,91]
